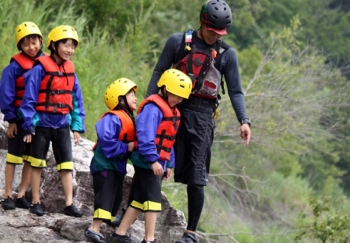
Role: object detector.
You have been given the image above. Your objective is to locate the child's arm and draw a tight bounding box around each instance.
[164,147,175,180]
[96,114,129,158]
[70,74,85,134]
[163,168,172,180]
[0,62,21,122]
[20,65,44,135]
[136,103,162,163]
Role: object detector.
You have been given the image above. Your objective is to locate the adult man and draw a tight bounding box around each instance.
[146,0,252,242]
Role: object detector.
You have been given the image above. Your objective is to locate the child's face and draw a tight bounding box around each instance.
[20,36,41,58]
[126,90,137,111]
[167,92,183,108]
[56,39,76,61]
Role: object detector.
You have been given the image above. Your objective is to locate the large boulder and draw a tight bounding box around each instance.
[0,114,188,243]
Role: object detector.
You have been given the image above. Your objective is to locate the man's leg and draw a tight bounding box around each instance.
[187,184,204,231]
[175,184,203,243]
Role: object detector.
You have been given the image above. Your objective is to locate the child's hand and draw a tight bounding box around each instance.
[73,132,81,145]
[127,142,134,152]
[163,168,172,180]
[23,134,32,143]
[151,162,164,176]
[6,123,17,138]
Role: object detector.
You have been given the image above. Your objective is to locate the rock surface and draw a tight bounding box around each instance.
[0,114,189,243]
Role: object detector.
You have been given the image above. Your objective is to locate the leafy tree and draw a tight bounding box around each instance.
[3,1,350,242]
[295,197,350,242]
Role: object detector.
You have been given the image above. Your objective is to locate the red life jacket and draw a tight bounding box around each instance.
[174,29,229,99]
[35,56,75,114]
[11,52,48,107]
[137,94,181,161]
[93,109,136,151]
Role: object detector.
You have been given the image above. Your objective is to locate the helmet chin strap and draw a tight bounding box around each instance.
[52,42,65,63]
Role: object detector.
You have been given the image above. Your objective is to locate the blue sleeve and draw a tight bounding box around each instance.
[20,65,45,132]
[0,61,23,122]
[70,74,86,133]
[96,113,129,159]
[222,48,249,122]
[136,103,163,163]
[168,147,175,168]
[146,32,183,97]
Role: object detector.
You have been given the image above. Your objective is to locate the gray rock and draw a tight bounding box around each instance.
[0,118,187,243]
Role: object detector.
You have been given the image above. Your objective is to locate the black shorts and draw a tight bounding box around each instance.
[129,166,163,212]
[28,127,72,170]
[93,170,124,221]
[6,120,30,165]
[174,107,214,186]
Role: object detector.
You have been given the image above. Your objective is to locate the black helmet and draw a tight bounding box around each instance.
[200,0,232,29]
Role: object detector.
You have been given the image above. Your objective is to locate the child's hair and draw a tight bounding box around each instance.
[118,89,135,105]
[46,25,79,52]
[104,78,138,110]
[15,21,43,51]
[17,34,42,51]
[48,38,79,52]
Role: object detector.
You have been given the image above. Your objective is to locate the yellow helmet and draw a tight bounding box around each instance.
[104,78,138,110]
[47,25,79,49]
[15,22,42,46]
[157,69,192,99]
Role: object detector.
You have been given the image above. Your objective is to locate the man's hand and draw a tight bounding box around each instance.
[240,123,251,147]
[6,123,17,138]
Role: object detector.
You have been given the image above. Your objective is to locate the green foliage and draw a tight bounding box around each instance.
[238,46,263,86]
[295,197,350,242]
[162,181,188,214]
[73,1,158,139]
[2,1,350,242]
[298,0,350,68]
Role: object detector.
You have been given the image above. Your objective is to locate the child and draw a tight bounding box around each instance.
[0,22,46,210]
[111,69,192,243]
[84,78,137,243]
[19,25,85,217]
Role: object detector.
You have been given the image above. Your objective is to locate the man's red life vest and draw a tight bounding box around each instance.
[34,56,75,114]
[174,29,229,99]
[92,109,135,151]
[11,52,48,107]
[137,94,181,161]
